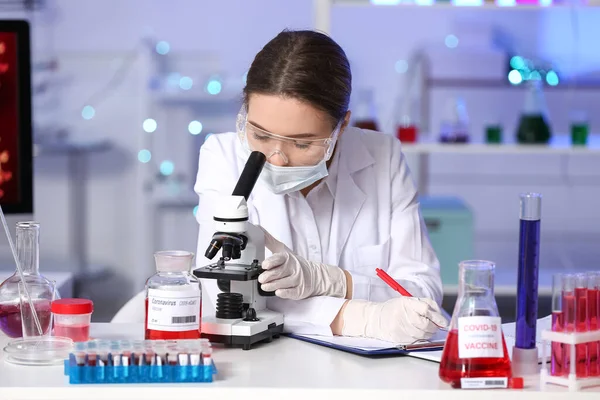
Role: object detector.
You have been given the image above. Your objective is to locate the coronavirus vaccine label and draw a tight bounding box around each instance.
[458,316,503,359]
[147,288,201,332]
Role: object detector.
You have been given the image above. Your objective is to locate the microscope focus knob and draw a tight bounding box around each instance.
[244,307,259,322]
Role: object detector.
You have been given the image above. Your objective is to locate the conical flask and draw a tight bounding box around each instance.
[516,80,551,144]
[439,260,512,388]
[352,88,379,131]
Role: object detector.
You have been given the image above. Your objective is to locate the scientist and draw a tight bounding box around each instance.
[195,30,448,343]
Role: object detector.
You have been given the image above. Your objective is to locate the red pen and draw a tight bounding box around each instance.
[375,267,448,330]
[375,268,412,297]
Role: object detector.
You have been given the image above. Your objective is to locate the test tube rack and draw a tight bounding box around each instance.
[540,329,600,391]
[63,339,217,384]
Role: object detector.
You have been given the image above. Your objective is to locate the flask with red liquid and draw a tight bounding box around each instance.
[352,88,379,131]
[145,251,202,340]
[439,260,513,389]
[0,222,57,338]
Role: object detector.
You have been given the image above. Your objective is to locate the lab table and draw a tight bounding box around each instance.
[0,323,598,399]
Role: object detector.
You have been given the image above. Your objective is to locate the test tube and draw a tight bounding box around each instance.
[587,272,600,377]
[551,273,564,376]
[575,273,589,377]
[562,274,576,377]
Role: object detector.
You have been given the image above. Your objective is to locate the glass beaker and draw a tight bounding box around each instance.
[18,280,56,338]
[0,222,59,337]
[439,260,512,387]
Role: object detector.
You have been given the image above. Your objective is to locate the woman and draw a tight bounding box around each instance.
[195,30,447,344]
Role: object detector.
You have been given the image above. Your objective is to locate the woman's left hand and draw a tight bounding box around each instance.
[258,227,348,300]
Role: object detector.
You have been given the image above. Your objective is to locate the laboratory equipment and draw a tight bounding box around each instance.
[352,88,379,131]
[485,124,503,144]
[439,260,512,388]
[145,251,201,340]
[570,111,589,146]
[52,298,94,342]
[540,271,600,390]
[193,151,284,350]
[0,20,34,214]
[551,273,564,377]
[63,339,216,384]
[3,336,73,366]
[19,281,56,338]
[512,193,542,376]
[439,98,470,143]
[420,196,473,286]
[0,221,58,337]
[516,80,551,144]
[396,97,419,143]
[587,272,599,377]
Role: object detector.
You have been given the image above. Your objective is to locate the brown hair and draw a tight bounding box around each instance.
[243,29,352,127]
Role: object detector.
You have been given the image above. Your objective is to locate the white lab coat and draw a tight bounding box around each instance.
[193,127,443,336]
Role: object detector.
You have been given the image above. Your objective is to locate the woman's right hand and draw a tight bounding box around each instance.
[341,297,448,344]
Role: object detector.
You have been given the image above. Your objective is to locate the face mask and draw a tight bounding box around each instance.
[240,146,329,195]
[260,160,329,195]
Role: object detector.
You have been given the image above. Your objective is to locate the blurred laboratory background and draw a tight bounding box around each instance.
[0,0,599,322]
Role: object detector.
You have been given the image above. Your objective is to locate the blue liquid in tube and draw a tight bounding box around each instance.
[515,193,542,350]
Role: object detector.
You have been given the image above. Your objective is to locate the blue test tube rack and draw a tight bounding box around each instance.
[63,339,217,384]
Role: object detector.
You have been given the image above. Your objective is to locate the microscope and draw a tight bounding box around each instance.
[193,151,284,350]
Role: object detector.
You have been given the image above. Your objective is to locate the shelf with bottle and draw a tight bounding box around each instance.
[329,0,599,8]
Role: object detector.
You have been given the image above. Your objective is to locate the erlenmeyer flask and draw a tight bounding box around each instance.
[516,80,551,144]
[352,88,379,131]
[439,260,512,388]
[0,222,58,337]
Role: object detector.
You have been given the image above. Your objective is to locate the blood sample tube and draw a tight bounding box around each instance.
[588,272,600,377]
[562,274,575,377]
[551,273,564,376]
[575,273,589,377]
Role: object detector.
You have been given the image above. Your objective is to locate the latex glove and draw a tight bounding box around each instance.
[341,297,448,344]
[258,227,347,300]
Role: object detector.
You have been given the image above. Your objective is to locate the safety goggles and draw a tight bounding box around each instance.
[236,106,342,167]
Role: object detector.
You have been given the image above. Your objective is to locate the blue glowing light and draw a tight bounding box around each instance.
[82,105,95,120]
[510,56,526,70]
[179,76,193,90]
[137,149,152,163]
[445,35,459,49]
[508,70,523,85]
[160,160,174,176]
[395,60,408,74]
[143,118,157,133]
[207,80,222,95]
[188,120,203,135]
[546,70,559,86]
[155,41,170,55]
[193,205,199,217]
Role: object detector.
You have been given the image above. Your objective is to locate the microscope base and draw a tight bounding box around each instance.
[201,310,285,350]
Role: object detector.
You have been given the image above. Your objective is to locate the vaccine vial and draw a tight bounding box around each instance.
[145,251,202,340]
[439,260,512,388]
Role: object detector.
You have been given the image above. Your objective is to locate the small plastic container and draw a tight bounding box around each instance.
[51,298,94,342]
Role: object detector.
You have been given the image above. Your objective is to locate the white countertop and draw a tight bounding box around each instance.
[0,323,596,399]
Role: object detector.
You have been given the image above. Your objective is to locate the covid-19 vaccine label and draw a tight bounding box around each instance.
[147,288,201,332]
[458,316,503,359]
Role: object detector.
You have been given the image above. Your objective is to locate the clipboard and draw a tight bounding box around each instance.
[285,329,447,356]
